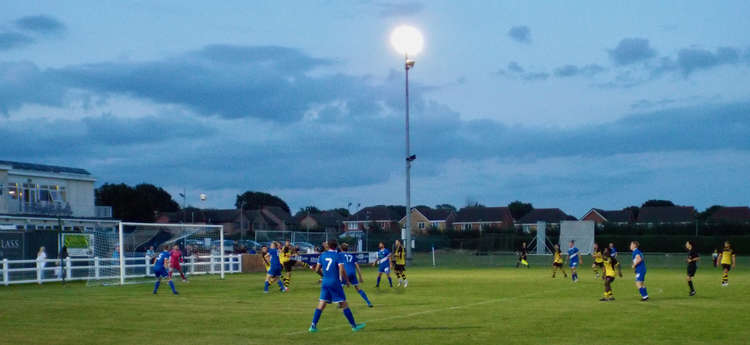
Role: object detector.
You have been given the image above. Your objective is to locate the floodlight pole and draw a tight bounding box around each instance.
[404,53,413,262]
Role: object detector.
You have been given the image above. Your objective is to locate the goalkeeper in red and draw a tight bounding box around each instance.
[169,244,187,282]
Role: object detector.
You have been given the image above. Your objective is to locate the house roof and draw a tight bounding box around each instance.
[454,207,513,223]
[518,208,577,224]
[346,205,401,222]
[415,206,454,221]
[637,206,695,223]
[297,211,345,227]
[590,208,633,223]
[0,160,91,175]
[159,209,241,224]
[709,206,750,223]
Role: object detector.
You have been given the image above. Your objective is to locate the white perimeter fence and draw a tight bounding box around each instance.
[0,254,242,286]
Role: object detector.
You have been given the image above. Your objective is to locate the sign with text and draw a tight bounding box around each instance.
[63,233,94,257]
[0,232,23,259]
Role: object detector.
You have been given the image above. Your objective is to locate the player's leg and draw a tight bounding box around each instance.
[551,264,556,278]
[601,278,610,301]
[375,272,382,287]
[401,266,408,287]
[309,300,328,332]
[166,275,178,294]
[338,300,365,331]
[178,266,186,281]
[721,265,729,286]
[353,285,373,307]
[264,274,271,292]
[386,272,393,287]
[153,275,162,294]
[592,263,598,279]
[635,279,648,301]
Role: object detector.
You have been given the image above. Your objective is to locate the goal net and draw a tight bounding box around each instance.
[86,222,225,286]
[559,220,595,254]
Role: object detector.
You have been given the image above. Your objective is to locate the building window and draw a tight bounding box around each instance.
[418,222,425,229]
[432,222,440,228]
[347,222,357,230]
[463,223,471,231]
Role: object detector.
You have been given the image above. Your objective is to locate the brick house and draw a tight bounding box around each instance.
[452,206,514,231]
[398,206,456,232]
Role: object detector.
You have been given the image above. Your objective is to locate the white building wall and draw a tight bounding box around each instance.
[0,169,7,214]
[66,179,95,217]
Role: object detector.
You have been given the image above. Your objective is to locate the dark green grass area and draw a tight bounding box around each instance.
[1,260,748,345]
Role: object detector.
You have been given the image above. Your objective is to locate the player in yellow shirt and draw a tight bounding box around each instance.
[600,247,616,301]
[552,244,567,278]
[260,245,271,271]
[280,241,293,289]
[591,242,604,279]
[393,240,408,287]
[717,241,736,286]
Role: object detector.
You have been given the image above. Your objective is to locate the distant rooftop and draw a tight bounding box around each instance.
[0,160,91,176]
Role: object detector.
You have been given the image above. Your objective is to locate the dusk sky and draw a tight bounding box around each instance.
[2,1,749,217]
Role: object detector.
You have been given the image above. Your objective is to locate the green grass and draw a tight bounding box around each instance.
[1,261,748,345]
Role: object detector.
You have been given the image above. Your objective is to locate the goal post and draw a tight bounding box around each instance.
[86,222,225,286]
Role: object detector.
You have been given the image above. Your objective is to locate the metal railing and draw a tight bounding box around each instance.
[0,254,242,286]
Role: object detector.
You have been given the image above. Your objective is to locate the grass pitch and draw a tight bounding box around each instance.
[1,262,748,345]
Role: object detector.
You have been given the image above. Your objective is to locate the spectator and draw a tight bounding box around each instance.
[36,246,47,280]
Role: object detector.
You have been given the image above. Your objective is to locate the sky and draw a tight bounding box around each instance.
[1,1,749,217]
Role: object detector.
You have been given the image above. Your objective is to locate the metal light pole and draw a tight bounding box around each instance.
[391,25,423,262]
[404,54,414,261]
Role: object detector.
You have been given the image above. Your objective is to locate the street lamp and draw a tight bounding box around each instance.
[390,25,423,261]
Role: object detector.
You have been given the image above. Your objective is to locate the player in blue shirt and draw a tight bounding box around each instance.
[372,242,393,288]
[567,240,582,282]
[630,241,649,301]
[608,242,623,277]
[152,245,178,295]
[309,240,366,333]
[264,242,287,293]
[341,243,373,307]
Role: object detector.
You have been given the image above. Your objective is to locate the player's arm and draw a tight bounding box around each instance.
[355,263,364,283]
[313,262,321,274]
[732,252,736,268]
[339,263,350,285]
[632,254,642,269]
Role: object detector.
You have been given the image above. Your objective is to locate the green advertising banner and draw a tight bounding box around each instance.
[63,233,94,257]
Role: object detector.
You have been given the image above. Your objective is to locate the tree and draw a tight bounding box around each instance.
[699,205,724,221]
[641,200,675,208]
[135,184,179,212]
[327,208,351,218]
[435,204,457,212]
[235,191,290,213]
[295,206,322,217]
[508,200,534,220]
[624,206,640,220]
[95,183,179,222]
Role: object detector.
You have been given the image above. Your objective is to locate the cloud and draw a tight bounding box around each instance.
[15,15,66,35]
[0,32,34,51]
[507,25,531,44]
[377,2,424,17]
[608,38,657,65]
[496,61,549,81]
[0,61,66,114]
[553,64,604,78]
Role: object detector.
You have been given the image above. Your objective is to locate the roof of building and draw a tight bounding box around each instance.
[262,206,295,226]
[518,208,577,224]
[708,206,750,223]
[0,160,91,175]
[414,206,454,221]
[346,205,401,222]
[296,211,345,227]
[590,208,633,223]
[637,206,696,223]
[454,206,514,223]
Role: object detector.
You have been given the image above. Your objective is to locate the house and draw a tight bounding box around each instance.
[296,211,345,232]
[0,160,99,218]
[452,206,514,231]
[156,206,297,235]
[517,208,577,232]
[581,208,634,225]
[398,206,455,232]
[343,205,402,232]
[0,160,118,260]
[708,206,750,224]
[636,206,696,225]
